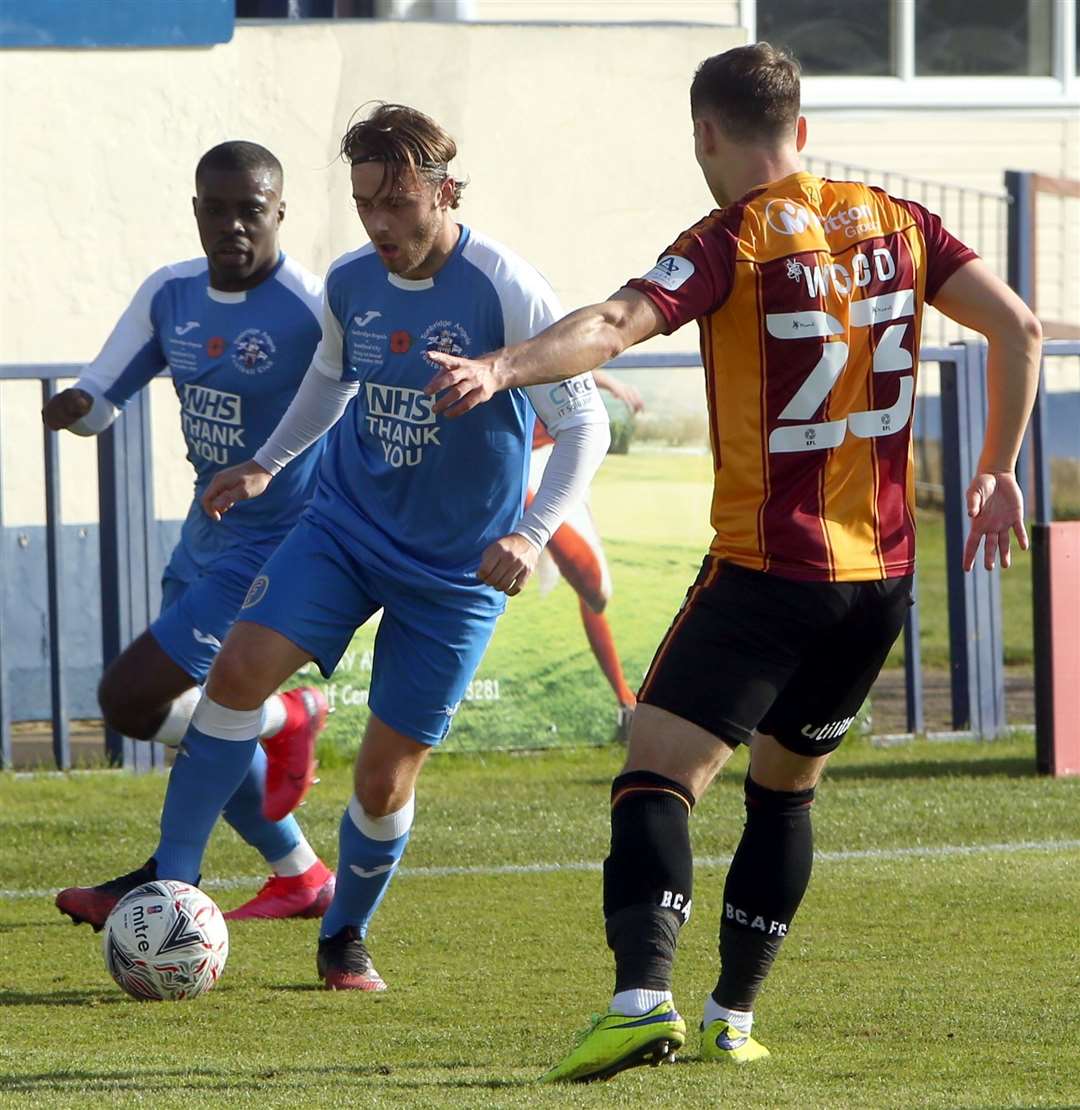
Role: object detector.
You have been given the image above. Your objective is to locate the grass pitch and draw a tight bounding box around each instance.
[2,736,1078,1108]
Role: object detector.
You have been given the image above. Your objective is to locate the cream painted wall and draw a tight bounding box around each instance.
[2,20,1077,526]
[1,19,742,525]
[470,1,740,23]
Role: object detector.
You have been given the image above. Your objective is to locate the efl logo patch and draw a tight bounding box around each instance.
[641,255,695,291]
[242,575,269,609]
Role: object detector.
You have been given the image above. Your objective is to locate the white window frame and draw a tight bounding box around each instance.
[741,0,1079,108]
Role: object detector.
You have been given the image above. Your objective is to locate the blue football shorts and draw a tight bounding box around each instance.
[236,517,499,745]
[152,540,277,683]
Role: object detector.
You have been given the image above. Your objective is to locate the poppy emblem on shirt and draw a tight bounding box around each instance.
[231,329,277,375]
[390,330,411,354]
[207,336,226,358]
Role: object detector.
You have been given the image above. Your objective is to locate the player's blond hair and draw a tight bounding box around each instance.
[690,43,801,144]
[340,102,466,208]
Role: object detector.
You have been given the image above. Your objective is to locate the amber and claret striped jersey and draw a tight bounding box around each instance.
[626,172,976,582]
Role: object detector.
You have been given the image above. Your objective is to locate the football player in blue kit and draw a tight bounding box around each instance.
[151,103,612,989]
[44,142,336,926]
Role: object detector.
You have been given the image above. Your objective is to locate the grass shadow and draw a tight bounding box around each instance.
[824,755,1037,782]
[0,988,127,1007]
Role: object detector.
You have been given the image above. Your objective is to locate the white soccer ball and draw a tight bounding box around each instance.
[102,880,229,1001]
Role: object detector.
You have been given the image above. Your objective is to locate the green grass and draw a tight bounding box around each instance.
[305,451,1035,760]
[2,737,1079,1107]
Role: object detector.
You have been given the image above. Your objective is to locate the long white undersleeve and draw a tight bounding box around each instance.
[68,381,121,436]
[252,365,358,476]
[514,418,611,550]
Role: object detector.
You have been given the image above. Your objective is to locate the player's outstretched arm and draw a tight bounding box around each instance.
[42,388,94,431]
[202,460,273,522]
[425,289,665,419]
[932,258,1042,572]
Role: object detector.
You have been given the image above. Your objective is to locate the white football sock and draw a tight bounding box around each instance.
[269,835,319,877]
[348,793,415,840]
[258,694,288,738]
[610,988,673,1017]
[150,687,202,746]
[703,996,753,1034]
[192,695,263,741]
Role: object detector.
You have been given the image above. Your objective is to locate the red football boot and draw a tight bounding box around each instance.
[223,859,336,921]
[316,925,388,991]
[262,686,328,822]
[55,859,157,931]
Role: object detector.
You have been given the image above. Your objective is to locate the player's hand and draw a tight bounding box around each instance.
[605,379,644,414]
[478,533,539,596]
[42,388,93,431]
[963,471,1028,572]
[424,350,504,419]
[202,460,273,522]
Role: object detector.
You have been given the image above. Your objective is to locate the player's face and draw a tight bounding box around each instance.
[351,163,455,281]
[193,169,284,291]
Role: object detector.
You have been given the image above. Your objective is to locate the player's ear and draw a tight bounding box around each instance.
[436,176,455,211]
[277,198,286,225]
[795,116,807,152]
[191,196,198,219]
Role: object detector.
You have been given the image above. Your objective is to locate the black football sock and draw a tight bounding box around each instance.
[713,775,815,1012]
[603,771,695,993]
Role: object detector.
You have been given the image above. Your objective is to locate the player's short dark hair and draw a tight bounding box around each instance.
[690,42,801,143]
[195,141,283,193]
[340,102,466,209]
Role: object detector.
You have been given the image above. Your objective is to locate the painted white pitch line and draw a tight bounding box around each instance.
[2,838,1078,901]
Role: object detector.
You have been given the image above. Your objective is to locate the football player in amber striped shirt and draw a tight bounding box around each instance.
[426,43,1041,1081]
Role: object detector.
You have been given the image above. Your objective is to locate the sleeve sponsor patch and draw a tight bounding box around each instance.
[640,255,696,291]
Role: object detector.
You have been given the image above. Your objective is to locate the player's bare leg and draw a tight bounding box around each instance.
[541,501,637,737]
[317,715,432,991]
[97,630,199,741]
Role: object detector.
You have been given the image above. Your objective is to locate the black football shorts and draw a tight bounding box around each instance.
[639,558,913,756]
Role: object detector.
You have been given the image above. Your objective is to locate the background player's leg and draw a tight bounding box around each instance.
[99,626,320,879]
[155,622,313,883]
[541,503,636,718]
[319,714,429,941]
[97,630,199,741]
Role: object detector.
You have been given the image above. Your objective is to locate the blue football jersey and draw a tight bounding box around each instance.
[77,254,324,566]
[305,225,605,610]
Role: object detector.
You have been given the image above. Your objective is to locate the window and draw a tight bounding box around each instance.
[746,0,1079,106]
[756,0,895,76]
[914,0,1053,77]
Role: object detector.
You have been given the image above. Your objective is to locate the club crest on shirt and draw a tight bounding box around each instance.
[422,319,471,358]
[232,329,277,375]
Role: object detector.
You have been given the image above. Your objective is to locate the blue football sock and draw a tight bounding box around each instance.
[154,698,263,884]
[221,743,302,867]
[320,794,414,940]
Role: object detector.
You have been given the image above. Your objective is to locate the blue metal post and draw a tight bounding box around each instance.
[97,389,165,772]
[939,343,1006,737]
[0,388,9,769]
[1006,170,1036,510]
[42,380,72,769]
[1030,352,1052,525]
[903,573,924,734]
